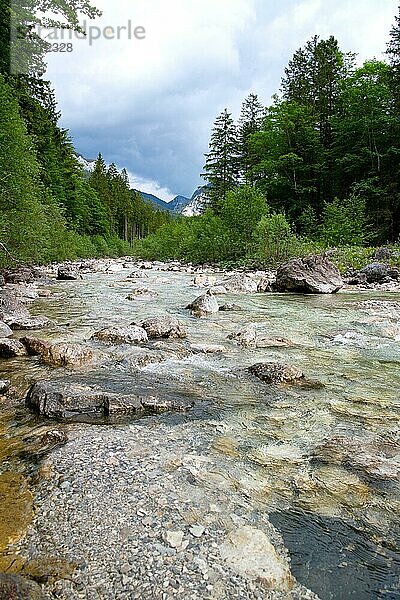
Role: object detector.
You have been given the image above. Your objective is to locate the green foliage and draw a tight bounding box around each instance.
[320,195,370,246]
[253,213,298,266]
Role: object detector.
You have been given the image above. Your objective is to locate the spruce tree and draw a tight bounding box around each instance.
[238,93,264,183]
[202,109,239,212]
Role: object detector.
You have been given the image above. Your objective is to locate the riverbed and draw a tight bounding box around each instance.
[1,261,400,599]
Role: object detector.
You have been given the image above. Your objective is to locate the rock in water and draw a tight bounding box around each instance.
[219,273,258,294]
[138,316,187,339]
[220,526,293,591]
[26,381,193,420]
[228,325,257,348]
[92,326,148,345]
[0,574,46,599]
[57,267,79,281]
[0,321,12,337]
[186,290,219,317]
[0,380,11,394]
[9,316,52,330]
[42,343,94,367]
[0,289,30,323]
[0,339,28,358]
[249,362,304,384]
[275,255,343,294]
[20,336,51,356]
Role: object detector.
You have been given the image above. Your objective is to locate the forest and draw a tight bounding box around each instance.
[0,0,170,267]
[0,1,399,268]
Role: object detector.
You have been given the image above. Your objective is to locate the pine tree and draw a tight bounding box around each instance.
[202,109,239,212]
[238,93,264,183]
[386,4,400,109]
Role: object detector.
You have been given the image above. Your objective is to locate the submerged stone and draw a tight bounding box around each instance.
[137,316,187,339]
[92,326,148,345]
[249,362,304,384]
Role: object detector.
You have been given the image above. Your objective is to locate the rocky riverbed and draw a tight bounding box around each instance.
[1,257,400,599]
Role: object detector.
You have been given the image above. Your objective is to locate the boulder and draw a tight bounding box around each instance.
[360,263,389,283]
[219,274,258,294]
[138,316,187,339]
[0,574,46,600]
[0,339,28,358]
[57,267,79,281]
[92,326,148,345]
[186,290,219,317]
[42,343,94,367]
[2,268,35,284]
[0,380,11,394]
[275,255,343,294]
[26,381,193,420]
[9,316,52,331]
[0,289,30,323]
[0,321,12,337]
[248,362,304,384]
[20,336,51,356]
[257,277,275,293]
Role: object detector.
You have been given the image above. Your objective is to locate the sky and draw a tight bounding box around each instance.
[44,0,398,201]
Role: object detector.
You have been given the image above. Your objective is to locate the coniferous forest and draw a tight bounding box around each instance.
[0,1,399,268]
[0,0,170,267]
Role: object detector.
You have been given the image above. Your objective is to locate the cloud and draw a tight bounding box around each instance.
[45,0,398,199]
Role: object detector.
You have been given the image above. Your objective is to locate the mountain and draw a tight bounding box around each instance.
[77,153,207,216]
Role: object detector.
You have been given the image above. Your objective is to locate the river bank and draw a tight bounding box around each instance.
[1,257,400,599]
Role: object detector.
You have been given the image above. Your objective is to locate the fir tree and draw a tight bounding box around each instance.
[202,109,239,212]
[238,93,264,183]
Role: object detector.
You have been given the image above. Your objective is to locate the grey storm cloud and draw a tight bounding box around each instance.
[45,0,398,200]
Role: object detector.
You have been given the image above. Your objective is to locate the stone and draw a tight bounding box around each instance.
[2,268,35,284]
[219,526,293,591]
[42,343,94,367]
[165,530,184,549]
[0,289,30,323]
[248,362,304,384]
[92,326,148,345]
[0,321,12,337]
[0,338,28,358]
[219,274,258,294]
[374,247,393,261]
[360,263,390,283]
[190,343,226,354]
[138,316,187,339]
[20,336,51,356]
[257,277,274,293]
[126,288,158,300]
[193,274,216,287]
[57,267,79,281]
[190,525,205,538]
[312,435,400,482]
[0,380,11,394]
[228,325,257,348]
[9,316,52,330]
[26,381,194,420]
[186,290,219,317]
[219,303,242,312]
[275,255,343,294]
[0,574,46,599]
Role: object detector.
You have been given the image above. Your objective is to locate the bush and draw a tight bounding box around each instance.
[252,213,298,266]
[320,195,370,246]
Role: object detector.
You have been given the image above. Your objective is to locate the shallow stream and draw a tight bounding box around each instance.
[1,264,400,598]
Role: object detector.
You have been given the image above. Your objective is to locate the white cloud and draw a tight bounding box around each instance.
[45,0,398,197]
